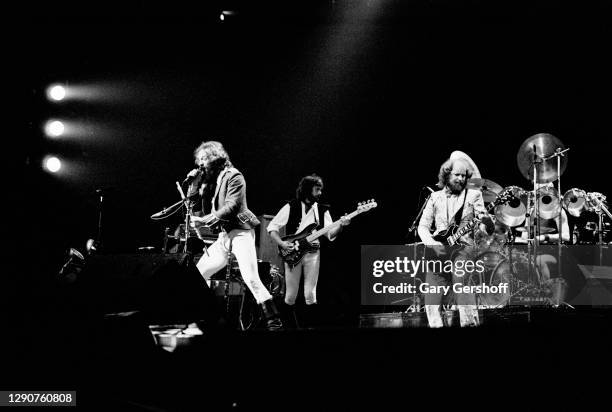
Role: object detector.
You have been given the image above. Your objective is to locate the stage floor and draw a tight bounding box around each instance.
[6,305,612,411]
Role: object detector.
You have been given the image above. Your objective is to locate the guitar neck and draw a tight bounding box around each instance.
[305,209,361,242]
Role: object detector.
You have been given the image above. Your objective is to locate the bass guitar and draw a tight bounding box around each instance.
[278,200,377,267]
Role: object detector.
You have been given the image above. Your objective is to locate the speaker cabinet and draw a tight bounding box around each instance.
[75,253,215,323]
[256,214,284,271]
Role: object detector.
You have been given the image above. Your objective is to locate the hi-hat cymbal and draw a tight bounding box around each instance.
[467,178,503,203]
[517,133,567,183]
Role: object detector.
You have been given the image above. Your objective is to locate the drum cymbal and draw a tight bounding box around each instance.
[515,226,556,234]
[467,178,503,203]
[517,133,567,183]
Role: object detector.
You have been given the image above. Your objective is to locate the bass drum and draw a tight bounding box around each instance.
[471,251,513,307]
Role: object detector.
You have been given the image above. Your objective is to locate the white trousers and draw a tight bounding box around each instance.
[284,250,320,305]
[196,229,272,304]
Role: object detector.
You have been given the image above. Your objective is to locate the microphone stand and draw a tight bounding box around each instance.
[175,182,192,254]
[405,189,432,313]
[408,190,432,240]
[175,182,210,257]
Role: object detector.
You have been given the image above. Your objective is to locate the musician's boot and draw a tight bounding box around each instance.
[260,299,283,331]
[281,302,301,330]
[301,303,319,330]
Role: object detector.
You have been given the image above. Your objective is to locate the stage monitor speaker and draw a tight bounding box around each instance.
[75,253,215,323]
[257,214,284,271]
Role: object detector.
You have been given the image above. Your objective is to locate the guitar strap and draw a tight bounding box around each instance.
[452,189,468,226]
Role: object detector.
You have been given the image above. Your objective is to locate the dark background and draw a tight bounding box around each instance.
[19,0,611,317]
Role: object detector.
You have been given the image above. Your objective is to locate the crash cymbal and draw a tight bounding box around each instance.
[467,178,503,203]
[517,133,567,183]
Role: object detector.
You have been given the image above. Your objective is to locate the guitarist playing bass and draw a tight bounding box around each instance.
[417,156,495,328]
[267,174,350,328]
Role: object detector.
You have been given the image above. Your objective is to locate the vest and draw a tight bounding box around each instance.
[285,199,329,235]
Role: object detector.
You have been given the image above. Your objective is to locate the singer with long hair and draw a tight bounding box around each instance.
[185,140,282,330]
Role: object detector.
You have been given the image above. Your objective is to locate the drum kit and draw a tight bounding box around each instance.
[464,133,611,307]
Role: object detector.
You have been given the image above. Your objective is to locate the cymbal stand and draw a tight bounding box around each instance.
[598,210,606,266]
[544,147,570,281]
[527,147,542,288]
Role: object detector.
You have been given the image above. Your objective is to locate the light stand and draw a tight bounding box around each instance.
[95,188,105,250]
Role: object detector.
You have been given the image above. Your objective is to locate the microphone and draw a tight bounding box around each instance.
[151,209,168,219]
[182,168,203,185]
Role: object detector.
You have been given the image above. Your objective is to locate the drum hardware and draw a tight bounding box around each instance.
[566,190,612,246]
[583,192,612,264]
[516,133,569,292]
[515,226,555,234]
[467,178,504,203]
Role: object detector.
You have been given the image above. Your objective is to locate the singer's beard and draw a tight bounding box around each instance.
[448,180,466,194]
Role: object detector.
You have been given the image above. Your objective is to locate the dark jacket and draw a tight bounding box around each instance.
[212,167,259,231]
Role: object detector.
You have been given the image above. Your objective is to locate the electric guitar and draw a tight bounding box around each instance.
[432,190,514,246]
[278,200,377,267]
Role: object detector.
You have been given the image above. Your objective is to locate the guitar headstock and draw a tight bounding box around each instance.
[357,199,378,213]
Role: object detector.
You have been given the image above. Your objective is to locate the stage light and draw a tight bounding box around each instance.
[44,156,62,173]
[220,10,235,22]
[47,84,66,101]
[45,120,65,137]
